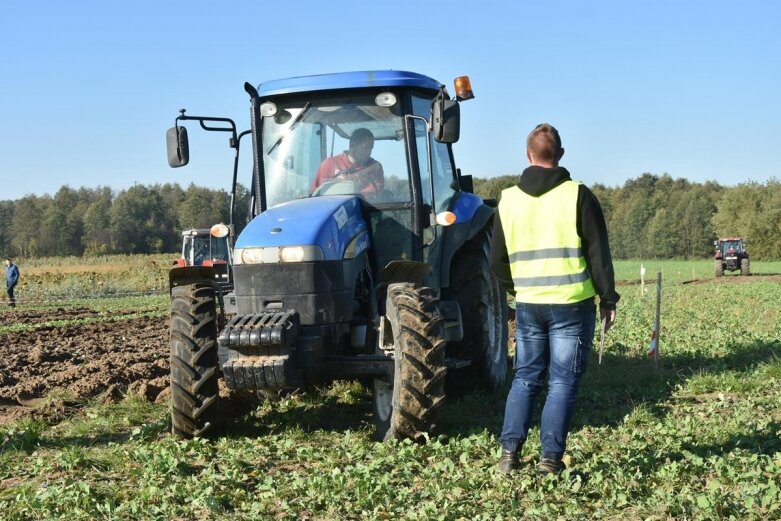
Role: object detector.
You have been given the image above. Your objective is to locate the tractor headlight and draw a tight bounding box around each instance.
[235,247,264,265]
[280,246,304,263]
[234,246,324,264]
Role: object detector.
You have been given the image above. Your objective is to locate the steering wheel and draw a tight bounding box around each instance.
[312,179,357,197]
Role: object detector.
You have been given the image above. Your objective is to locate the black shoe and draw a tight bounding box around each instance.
[538,457,566,477]
[496,449,521,474]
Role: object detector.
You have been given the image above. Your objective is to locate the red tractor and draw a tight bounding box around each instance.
[174,223,233,290]
[714,237,750,277]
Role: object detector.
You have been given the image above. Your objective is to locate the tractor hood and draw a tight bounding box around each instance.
[234,195,368,261]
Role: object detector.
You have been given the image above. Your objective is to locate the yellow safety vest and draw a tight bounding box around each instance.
[498,180,596,304]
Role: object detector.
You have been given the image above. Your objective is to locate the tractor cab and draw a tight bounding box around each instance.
[237,72,474,282]
[716,238,744,258]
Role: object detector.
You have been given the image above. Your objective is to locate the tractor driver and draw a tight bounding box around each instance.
[310,128,384,197]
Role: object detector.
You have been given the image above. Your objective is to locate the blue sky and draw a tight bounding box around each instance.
[1,1,779,201]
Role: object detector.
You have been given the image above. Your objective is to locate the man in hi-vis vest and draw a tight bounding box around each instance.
[490,123,619,476]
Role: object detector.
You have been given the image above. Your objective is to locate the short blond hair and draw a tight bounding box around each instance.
[527,123,562,164]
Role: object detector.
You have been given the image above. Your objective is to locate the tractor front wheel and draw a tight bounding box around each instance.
[170,281,222,438]
[373,283,447,441]
[740,258,750,276]
[715,260,724,278]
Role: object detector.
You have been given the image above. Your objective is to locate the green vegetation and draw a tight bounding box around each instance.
[0,309,165,335]
[474,174,781,260]
[613,259,781,283]
[0,183,249,257]
[1,255,172,305]
[1,261,779,519]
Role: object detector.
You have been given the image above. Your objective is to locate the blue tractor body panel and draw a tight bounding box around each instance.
[235,195,368,261]
[257,70,442,97]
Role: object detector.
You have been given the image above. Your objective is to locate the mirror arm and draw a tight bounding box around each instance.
[176,109,246,231]
[177,110,238,139]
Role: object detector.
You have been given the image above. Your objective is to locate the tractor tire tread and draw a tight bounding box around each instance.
[169,281,221,439]
[381,283,447,441]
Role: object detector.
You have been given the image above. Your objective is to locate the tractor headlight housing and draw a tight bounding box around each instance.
[234,246,324,265]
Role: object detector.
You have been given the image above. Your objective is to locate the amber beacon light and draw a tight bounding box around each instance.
[454,76,474,101]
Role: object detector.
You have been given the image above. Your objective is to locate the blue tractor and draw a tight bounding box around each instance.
[166,71,507,441]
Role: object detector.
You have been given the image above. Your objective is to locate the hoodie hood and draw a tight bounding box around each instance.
[518,166,572,197]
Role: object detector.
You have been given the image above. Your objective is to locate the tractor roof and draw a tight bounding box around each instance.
[718,237,744,241]
[257,70,442,97]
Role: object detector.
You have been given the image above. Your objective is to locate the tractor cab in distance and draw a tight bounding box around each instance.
[714,237,750,277]
[165,71,507,442]
[174,224,233,290]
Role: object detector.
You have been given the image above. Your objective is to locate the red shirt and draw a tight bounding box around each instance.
[310,152,384,194]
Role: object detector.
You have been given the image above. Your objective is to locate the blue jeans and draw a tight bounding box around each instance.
[500,298,596,460]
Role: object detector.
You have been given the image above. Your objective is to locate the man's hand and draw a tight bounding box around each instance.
[600,307,617,332]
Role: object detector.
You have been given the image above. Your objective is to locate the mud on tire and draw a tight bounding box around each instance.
[373,283,447,441]
[170,282,221,438]
[442,230,509,393]
[715,260,724,277]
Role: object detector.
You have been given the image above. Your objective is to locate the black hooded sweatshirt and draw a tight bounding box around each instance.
[489,165,620,310]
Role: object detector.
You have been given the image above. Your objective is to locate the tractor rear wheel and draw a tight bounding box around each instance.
[442,230,509,393]
[170,281,221,438]
[373,283,447,441]
[715,260,724,277]
[740,258,750,276]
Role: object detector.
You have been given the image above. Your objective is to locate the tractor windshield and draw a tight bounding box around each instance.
[210,236,230,263]
[261,92,410,208]
[722,240,743,254]
[191,236,210,265]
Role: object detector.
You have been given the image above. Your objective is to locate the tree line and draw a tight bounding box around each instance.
[0,184,250,257]
[475,173,780,259]
[1,174,779,259]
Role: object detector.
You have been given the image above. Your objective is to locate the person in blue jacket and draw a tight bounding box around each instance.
[5,258,19,308]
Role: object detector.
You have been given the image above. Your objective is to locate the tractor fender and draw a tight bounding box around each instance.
[438,193,496,288]
[169,265,217,292]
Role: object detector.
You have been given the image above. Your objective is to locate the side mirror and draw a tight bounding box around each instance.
[166,126,189,167]
[431,94,460,144]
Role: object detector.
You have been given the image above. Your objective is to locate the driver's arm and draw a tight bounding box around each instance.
[358,160,384,194]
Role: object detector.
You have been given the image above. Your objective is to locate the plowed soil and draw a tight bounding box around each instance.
[0,308,169,424]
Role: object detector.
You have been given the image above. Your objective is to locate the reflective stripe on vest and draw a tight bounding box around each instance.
[498,180,596,304]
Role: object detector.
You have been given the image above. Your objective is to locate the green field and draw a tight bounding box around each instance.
[1,258,780,519]
[613,259,781,283]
